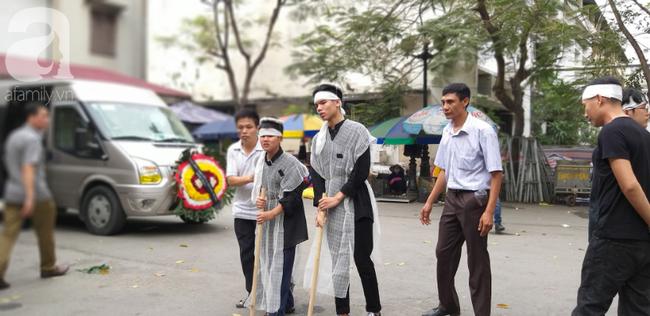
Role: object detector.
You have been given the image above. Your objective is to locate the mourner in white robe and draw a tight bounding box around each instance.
[251,118,309,315]
[303,84,382,315]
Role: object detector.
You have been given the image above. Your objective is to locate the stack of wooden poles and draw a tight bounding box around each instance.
[501,137,554,203]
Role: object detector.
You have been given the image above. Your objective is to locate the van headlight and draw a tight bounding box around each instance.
[134,158,162,184]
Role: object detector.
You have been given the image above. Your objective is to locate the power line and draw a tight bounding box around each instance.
[551,64,643,71]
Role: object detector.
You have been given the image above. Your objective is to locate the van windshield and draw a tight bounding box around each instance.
[86,102,194,143]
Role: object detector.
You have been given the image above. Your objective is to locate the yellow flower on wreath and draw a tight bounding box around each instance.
[175,154,227,210]
[181,161,225,201]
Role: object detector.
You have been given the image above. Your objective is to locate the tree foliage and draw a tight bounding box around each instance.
[287,0,589,140]
[533,78,597,146]
[350,82,407,127]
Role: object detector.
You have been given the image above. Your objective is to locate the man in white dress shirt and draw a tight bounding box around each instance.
[226,109,265,308]
[420,83,503,316]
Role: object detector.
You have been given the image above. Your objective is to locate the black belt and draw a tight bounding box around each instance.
[448,188,491,194]
[448,188,476,194]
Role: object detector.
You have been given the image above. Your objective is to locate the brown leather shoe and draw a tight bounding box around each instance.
[0,279,10,290]
[41,265,69,278]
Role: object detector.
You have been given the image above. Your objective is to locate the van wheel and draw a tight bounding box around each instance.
[180,215,207,224]
[81,186,126,235]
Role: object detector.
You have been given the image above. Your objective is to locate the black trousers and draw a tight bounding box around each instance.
[234,218,257,293]
[573,237,650,316]
[335,218,381,314]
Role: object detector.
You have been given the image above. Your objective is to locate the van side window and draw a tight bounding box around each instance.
[54,107,101,158]
[54,107,82,152]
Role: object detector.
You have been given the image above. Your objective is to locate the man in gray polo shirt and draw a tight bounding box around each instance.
[420,83,503,316]
[0,102,68,290]
[226,109,265,308]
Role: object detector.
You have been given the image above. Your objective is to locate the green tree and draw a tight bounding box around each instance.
[287,0,588,140]
[282,103,312,116]
[350,83,407,127]
[533,78,597,146]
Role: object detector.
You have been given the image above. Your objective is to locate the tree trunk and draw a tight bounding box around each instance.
[211,1,241,110]
[476,0,528,181]
[513,107,525,138]
[608,0,650,98]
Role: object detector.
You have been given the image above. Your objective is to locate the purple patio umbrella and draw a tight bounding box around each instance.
[170,101,232,124]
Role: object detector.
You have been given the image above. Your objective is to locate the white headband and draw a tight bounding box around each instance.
[313,91,340,103]
[258,128,282,137]
[623,99,648,111]
[582,84,623,101]
[260,117,284,126]
[313,91,346,115]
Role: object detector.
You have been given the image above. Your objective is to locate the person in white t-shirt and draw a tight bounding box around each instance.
[226,109,265,309]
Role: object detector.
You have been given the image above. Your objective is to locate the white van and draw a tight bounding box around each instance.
[0,80,198,235]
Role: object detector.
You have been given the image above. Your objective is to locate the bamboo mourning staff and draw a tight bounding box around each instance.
[250,188,266,316]
[308,193,327,316]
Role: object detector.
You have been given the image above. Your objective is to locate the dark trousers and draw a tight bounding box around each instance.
[269,246,296,316]
[436,190,491,316]
[234,218,256,293]
[335,218,381,314]
[572,237,650,316]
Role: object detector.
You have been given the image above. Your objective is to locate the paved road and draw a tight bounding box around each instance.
[0,201,616,315]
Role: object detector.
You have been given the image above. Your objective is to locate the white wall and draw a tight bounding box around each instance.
[0,0,50,59]
[0,0,147,79]
[55,0,147,78]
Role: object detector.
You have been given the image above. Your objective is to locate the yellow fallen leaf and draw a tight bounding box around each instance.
[189,268,200,273]
[496,303,509,309]
[398,262,406,266]
[175,260,185,264]
[179,244,189,248]
[423,240,432,244]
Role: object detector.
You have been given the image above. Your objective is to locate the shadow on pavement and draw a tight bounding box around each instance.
[48,213,228,237]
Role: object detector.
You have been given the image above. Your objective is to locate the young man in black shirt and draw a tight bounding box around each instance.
[573,77,650,316]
